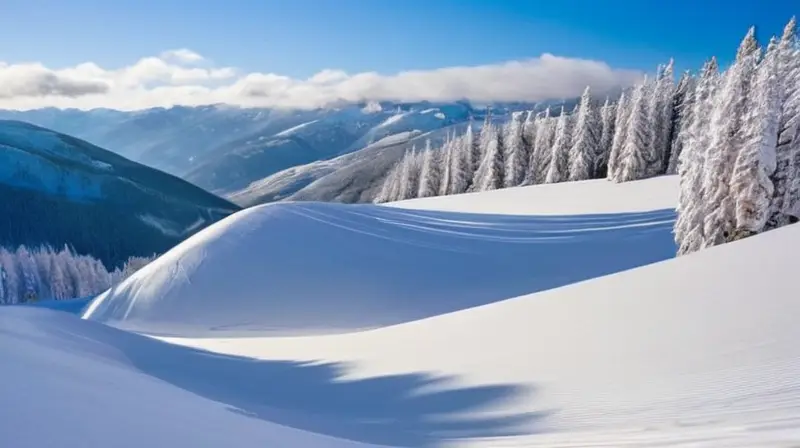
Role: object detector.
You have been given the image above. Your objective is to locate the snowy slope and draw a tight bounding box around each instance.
[390,175,680,216]
[83,179,677,336]
[0,307,376,448]
[165,220,800,447]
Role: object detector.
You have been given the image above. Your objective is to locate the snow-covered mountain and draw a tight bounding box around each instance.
[0,101,571,198]
[0,120,239,268]
[7,175,800,446]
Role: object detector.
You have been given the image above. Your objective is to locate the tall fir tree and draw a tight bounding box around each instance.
[528,107,555,184]
[675,58,720,255]
[569,86,601,181]
[596,97,616,178]
[618,78,653,182]
[503,112,530,187]
[646,60,676,177]
[374,159,402,203]
[771,17,800,226]
[417,140,442,198]
[666,71,696,174]
[701,27,760,247]
[731,37,781,235]
[545,106,572,183]
[448,135,472,195]
[607,91,631,181]
[473,122,506,191]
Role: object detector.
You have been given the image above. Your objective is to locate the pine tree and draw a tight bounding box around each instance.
[417,140,442,198]
[374,160,402,203]
[770,17,800,226]
[731,37,781,235]
[702,28,760,247]
[545,106,572,183]
[618,78,653,182]
[473,122,505,191]
[675,58,720,255]
[569,86,600,181]
[396,148,416,200]
[438,138,453,196]
[607,92,631,181]
[646,60,676,176]
[529,108,555,184]
[504,112,530,187]
[463,122,482,189]
[596,97,616,178]
[445,135,468,195]
[666,71,696,174]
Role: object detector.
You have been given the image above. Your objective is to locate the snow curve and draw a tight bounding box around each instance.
[169,221,800,447]
[83,201,676,337]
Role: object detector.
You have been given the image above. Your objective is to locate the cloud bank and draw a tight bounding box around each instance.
[0,49,643,111]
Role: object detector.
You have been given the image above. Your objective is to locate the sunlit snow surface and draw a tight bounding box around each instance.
[6,175,800,447]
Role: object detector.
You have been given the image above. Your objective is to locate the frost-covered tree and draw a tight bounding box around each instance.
[473,122,505,191]
[545,107,572,183]
[504,112,531,187]
[417,140,443,198]
[607,92,631,181]
[702,28,760,247]
[448,135,471,195]
[396,147,421,200]
[731,37,781,235]
[527,108,555,184]
[675,58,720,255]
[617,78,653,182]
[569,86,601,181]
[463,122,483,189]
[0,245,156,304]
[374,160,403,203]
[771,17,800,226]
[666,71,696,174]
[438,138,453,196]
[646,60,676,176]
[596,97,616,178]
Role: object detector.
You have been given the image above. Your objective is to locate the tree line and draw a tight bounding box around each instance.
[0,244,155,305]
[375,17,800,255]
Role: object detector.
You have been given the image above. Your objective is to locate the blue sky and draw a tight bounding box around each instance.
[1,0,796,76]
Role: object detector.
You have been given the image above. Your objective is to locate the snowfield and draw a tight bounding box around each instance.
[82,177,677,337]
[6,175,800,447]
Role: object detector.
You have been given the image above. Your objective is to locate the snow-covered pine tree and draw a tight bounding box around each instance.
[395,148,416,200]
[607,92,631,181]
[520,111,538,183]
[504,112,530,187]
[529,108,556,184]
[438,138,453,196]
[618,77,653,182]
[731,37,781,235]
[569,86,601,181]
[702,27,760,247]
[374,159,403,203]
[473,121,505,191]
[770,17,800,227]
[463,121,482,190]
[595,97,616,178]
[646,60,676,176]
[666,71,696,174]
[417,140,442,198]
[675,58,720,255]
[545,106,572,183]
[448,134,471,195]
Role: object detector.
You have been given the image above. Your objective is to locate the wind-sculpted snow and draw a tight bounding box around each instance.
[168,221,800,447]
[4,307,535,447]
[83,201,676,336]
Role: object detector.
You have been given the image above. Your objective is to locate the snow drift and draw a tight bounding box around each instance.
[168,215,800,447]
[83,177,677,336]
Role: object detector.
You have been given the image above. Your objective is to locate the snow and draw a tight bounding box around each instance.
[274,119,319,137]
[378,113,409,127]
[7,174,800,447]
[370,130,423,147]
[83,199,676,336]
[391,175,679,216]
[0,308,375,448]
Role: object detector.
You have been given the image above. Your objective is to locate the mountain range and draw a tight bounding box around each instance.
[0,100,577,205]
[0,120,239,268]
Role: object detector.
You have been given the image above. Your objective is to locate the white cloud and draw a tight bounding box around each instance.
[0,50,643,111]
